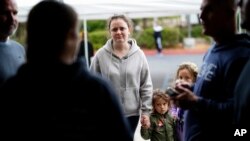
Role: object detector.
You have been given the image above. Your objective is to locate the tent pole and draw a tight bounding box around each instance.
[186,14,192,38]
[83,17,89,68]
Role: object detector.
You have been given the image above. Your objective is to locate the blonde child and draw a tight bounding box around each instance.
[140,89,175,141]
[170,61,198,141]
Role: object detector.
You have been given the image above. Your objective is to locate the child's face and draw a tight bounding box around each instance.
[176,68,194,84]
[154,98,169,115]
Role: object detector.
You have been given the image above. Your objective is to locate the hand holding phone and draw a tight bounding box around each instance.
[166,87,179,97]
[175,83,192,93]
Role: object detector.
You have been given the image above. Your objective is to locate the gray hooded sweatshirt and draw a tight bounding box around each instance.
[90,38,153,117]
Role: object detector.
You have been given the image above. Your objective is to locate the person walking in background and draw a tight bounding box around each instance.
[170,61,198,141]
[90,14,153,139]
[153,18,163,55]
[140,89,175,141]
[171,0,250,140]
[0,1,132,141]
[234,0,250,139]
[77,31,94,67]
[0,0,26,86]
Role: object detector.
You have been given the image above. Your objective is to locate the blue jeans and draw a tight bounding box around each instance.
[127,116,140,137]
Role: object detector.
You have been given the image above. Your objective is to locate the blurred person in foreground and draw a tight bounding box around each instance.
[0,0,25,86]
[171,0,250,140]
[234,0,250,140]
[0,1,132,140]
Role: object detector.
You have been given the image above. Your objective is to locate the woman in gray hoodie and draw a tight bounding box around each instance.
[90,14,153,137]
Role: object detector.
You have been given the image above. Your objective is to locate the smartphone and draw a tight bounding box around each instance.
[166,87,179,97]
[181,84,191,90]
[175,84,193,93]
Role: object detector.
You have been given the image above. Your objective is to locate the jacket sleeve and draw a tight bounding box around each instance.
[194,58,249,116]
[140,115,153,140]
[140,126,152,140]
[140,51,153,115]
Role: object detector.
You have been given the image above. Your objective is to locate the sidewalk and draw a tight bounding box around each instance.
[142,43,210,56]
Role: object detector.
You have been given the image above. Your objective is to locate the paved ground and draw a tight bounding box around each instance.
[142,43,209,56]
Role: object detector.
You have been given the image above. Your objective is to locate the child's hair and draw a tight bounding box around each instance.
[176,61,198,82]
[152,89,171,113]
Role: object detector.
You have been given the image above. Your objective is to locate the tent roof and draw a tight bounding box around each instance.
[17,0,202,22]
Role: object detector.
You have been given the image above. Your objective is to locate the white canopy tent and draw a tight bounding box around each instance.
[66,0,202,20]
[17,0,202,21]
[16,0,202,67]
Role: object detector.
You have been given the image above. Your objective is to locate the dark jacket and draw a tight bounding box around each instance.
[78,40,94,67]
[184,34,250,141]
[234,58,250,140]
[1,59,132,141]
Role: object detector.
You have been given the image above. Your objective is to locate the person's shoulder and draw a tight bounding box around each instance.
[9,40,26,54]
[82,72,117,98]
[237,33,250,40]
[0,66,24,91]
[129,40,145,56]
[231,34,250,53]
[84,71,104,82]
[93,46,107,57]
[137,48,145,54]
[81,70,112,89]
[233,34,250,47]
[8,40,24,48]
[0,40,23,48]
[135,48,148,61]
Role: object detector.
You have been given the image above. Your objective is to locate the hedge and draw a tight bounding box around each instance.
[89,27,184,50]
[11,22,210,51]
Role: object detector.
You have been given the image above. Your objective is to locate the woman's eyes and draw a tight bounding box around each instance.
[111,27,126,32]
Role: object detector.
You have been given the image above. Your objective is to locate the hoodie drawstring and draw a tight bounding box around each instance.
[108,51,113,80]
[124,56,128,91]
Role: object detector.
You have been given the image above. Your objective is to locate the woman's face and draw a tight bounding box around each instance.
[109,18,130,44]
